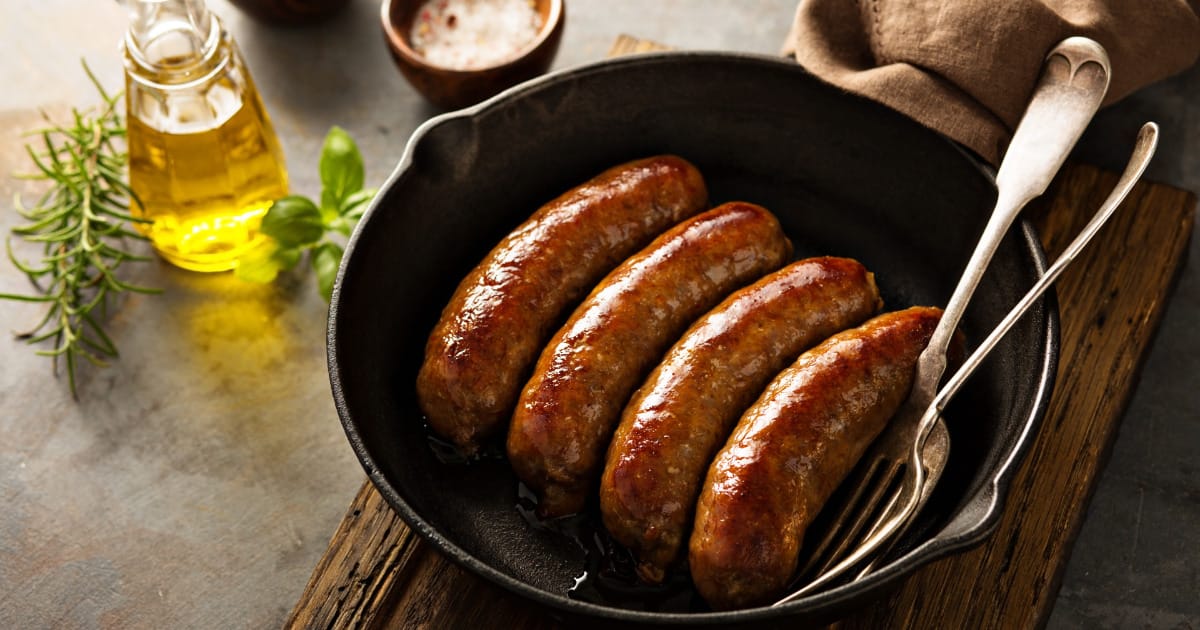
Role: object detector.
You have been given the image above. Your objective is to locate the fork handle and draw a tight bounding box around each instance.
[934,121,1159,411]
[910,37,1111,411]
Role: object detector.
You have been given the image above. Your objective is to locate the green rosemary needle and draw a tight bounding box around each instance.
[1,62,159,396]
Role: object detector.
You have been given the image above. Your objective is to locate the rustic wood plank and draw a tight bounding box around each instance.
[285,480,558,630]
[370,528,560,630]
[283,482,412,630]
[607,33,673,57]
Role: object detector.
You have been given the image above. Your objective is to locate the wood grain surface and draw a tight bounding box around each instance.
[608,33,673,56]
[286,39,1198,630]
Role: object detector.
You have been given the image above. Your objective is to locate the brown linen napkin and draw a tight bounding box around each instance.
[783,0,1200,165]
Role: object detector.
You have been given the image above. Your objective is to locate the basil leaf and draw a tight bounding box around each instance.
[260,196,324,248]
[311,241,344,302]
[319,126,364,212]
[235,241,302,284]
[237,240,282,283]
[327,216,354,237]
[273,245,302,271]
[338,188,376,217]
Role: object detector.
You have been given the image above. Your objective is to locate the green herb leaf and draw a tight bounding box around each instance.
[236,239,304,284]
[234,258,277,283]
[234,125,374,303]
[274,246,302,271]
[260,196,324,248]
[326,216,352,237]
[319,126,364,212]
[2,60,155,397]
[311,241,343,302]
[234,241,275,283]
[339,188,375,217]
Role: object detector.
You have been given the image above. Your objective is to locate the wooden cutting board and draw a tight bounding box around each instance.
[286,37,1198,630]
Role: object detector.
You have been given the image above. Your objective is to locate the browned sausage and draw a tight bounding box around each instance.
[507,202,793,518]
[688,306,942,610]
[599,257,883,583]
[416,156,708,454]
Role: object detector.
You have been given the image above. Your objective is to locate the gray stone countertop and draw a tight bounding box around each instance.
[0,0,1195,627]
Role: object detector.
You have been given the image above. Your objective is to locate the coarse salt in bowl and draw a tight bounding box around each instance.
[382,0,565,109]
[410,0,544,70]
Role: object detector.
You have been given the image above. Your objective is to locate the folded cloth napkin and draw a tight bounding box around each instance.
[783,0,1200,165]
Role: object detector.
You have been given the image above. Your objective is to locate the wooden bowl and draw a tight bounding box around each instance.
[381,0,565,110]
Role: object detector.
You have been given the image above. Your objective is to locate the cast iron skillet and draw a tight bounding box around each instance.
[328,52,1059,626]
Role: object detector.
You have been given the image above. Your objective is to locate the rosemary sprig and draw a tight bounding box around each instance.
[1,62,159,396]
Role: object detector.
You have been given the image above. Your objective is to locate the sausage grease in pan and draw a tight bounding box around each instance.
[427,429,710,612]
[423,420,508,464]
[515,482,707,613]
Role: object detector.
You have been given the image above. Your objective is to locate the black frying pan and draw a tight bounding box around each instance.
[328,52,1058,626]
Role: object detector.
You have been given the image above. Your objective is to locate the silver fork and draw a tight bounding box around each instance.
[855,120,1157,582]
[773,36,1112,604]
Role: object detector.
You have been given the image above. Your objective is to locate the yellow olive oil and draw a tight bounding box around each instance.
[123,1,288,272]
[126,85,288,272]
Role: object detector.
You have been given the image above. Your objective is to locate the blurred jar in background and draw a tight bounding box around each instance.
[225,0,351,24]
[123,0,289,272]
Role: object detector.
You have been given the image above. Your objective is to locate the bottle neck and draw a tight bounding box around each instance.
[124,0,225,86]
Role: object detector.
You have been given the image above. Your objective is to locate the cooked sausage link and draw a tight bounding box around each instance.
[416,156,707,454]
[507,202,793,518]
[599,257,883,583]
[688,306,942,610]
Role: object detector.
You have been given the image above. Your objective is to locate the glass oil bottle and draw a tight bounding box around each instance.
[123,0,288,272]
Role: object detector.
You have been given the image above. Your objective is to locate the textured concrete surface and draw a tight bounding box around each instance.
[0,0,1195,627]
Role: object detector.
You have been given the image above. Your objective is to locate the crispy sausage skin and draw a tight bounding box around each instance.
[599,257,883,583]
[508,202,793,518]
[416,156,707,454]
[688,306,943,610]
